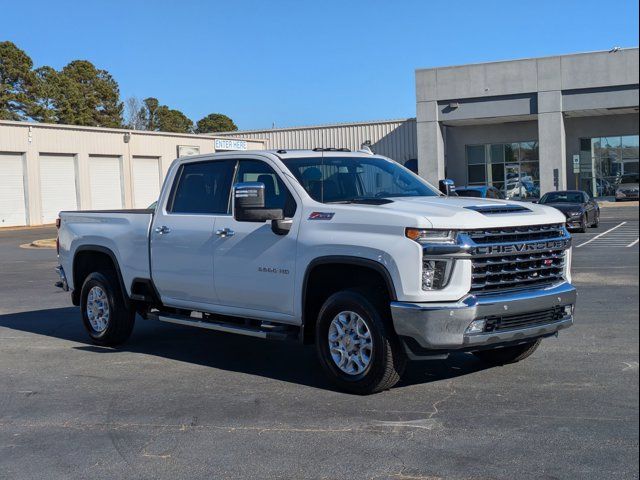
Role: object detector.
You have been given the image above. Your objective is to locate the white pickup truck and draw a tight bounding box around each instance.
[56,149,576,394]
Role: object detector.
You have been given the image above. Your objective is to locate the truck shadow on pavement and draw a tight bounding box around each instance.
[0,307,492,393]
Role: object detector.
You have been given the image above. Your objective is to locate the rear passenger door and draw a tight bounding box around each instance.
[150,159,236,309]
[212,158,300,318]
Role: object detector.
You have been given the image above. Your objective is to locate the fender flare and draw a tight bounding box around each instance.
[300,255,398,342]
[72,245,130,307]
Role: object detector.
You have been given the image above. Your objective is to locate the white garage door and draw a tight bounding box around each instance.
[89,156,123,209]
[132,156,161,208]
[0,153,27,227]
[40,154,78,224]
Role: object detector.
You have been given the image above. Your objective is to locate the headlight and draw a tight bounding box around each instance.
[422,259,453,290]
[567,211,582,218]
[406,228,457,244]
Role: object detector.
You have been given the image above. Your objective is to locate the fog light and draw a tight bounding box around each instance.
[422,260,452,290]
[465,319,486,334]
[563,305,574,316]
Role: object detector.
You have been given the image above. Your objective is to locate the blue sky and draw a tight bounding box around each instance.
[2,0,638,130]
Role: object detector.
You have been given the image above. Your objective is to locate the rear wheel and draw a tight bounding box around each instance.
[80,271,135,346]
[315,290,406,394]
[473,339,541,365]
[589,211,600,228]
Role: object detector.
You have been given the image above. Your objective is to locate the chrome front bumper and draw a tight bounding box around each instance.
[391,282,576,355]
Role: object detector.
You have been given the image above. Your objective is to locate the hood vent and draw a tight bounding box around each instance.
[465,204,531,215]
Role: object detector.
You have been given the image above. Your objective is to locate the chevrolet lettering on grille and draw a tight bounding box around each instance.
[473,239,570,256]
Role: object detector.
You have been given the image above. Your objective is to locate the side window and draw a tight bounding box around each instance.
[235,160,297,217]
[169,160,236,214]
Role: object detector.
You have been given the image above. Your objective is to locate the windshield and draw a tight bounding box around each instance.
[283,156,440,203]
[539,192,584,204]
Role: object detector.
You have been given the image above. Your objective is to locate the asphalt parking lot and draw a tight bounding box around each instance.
[0,205,638,480]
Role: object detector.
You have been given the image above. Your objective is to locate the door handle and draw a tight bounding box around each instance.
[155,225,171,235]
[215,228,235,238]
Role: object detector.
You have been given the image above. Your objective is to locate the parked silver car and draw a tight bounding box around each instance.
[615,174,639,201]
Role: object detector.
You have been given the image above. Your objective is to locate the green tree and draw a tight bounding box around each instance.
[195,113,237,133]
[143,97,159,130]
[54,60,123,127]
[28,66,60,123]
[0,41,35,120]
[156,105,193,133]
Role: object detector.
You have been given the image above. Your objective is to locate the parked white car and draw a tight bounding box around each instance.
[56,149,576,394]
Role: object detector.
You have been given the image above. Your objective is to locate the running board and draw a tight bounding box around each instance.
[147,312,297,341]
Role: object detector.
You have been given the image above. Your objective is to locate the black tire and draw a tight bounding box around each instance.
[80,271,135,346]
[315,289,406,395]
[473,339,541,365]
[589,211,600,228]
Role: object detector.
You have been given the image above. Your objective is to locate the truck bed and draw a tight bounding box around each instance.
[57,209,155,296]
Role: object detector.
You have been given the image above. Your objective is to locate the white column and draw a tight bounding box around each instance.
[538,90,567,195]
[417,100,445,185]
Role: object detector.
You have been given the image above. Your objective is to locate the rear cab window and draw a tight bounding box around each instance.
[168,160,236,214]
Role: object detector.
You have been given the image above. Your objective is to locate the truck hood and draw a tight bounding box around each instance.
[377,196,566,229]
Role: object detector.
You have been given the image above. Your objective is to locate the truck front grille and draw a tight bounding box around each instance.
[467,224,568,294]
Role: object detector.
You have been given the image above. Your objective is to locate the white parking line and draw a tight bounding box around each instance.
[627,239,639,248]
[576,222,626,248]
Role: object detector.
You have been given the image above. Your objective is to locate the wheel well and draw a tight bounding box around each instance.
[301,261,395,344]
[72,249,124,306]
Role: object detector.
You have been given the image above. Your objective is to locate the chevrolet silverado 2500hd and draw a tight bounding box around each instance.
[56,149,576,394]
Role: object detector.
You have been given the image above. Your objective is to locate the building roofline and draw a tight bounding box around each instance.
[0,119,267,143]
[415,46,639,72]
[213,117,416,136]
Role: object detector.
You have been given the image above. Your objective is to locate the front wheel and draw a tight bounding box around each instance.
[473,339,541,365]
[576,215,587,233]
[80,271,135,346]
[315,290,406,394]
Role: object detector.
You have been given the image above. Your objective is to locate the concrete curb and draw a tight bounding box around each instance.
[598,201,639,208]
[20,238,57,249]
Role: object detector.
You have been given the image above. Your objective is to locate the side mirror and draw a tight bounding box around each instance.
[233,182,284,222]
[439,179,457,196]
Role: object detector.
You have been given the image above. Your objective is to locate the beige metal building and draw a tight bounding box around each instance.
[215,118,418,165]
[0,120,266,227]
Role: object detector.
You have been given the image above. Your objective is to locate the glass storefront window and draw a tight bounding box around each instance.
[468,165,486,183]
[622,135,639,159]
[467,145,486,165]
[580,135,639,197]
[490,144,504,163]
[466,141,540,199]
[505,143,518,163]
[520,141,539,162]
